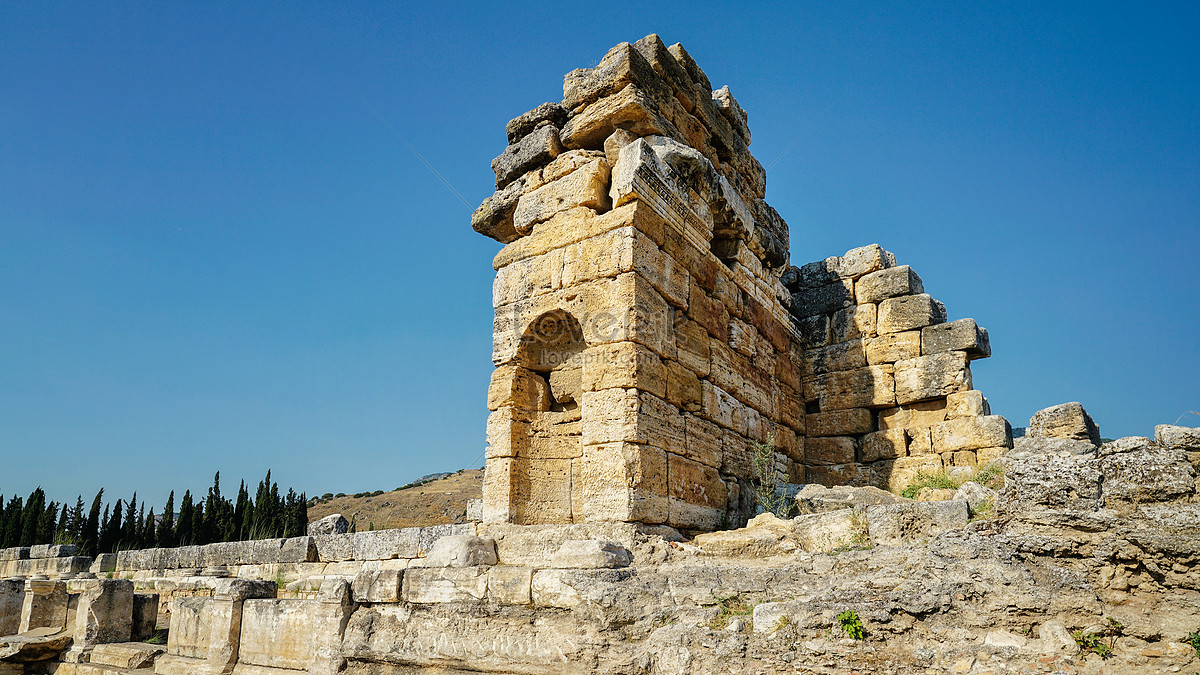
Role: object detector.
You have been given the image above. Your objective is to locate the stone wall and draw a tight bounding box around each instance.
[785,246,1012,490]
[472,34,1009,531]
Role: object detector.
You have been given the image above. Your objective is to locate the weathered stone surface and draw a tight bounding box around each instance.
[952,481,997,516]
[1009,435,1097,458]
[804,365,895,410]
[1098,438,1195,506]
[792,280,854,317]
[858,427,908,462]
[19,579,67,633]
[307,513,349,537]
[804,340,867,376]
[876,294,946,334]
[945,390,989,418]
[855,265,923,304]
[894,352,971,405]
[0,631,72,663]
[931,415,1012,453]
[998,452,1102,512]
[794,484,904,514]
[807,408,874,437]
[804,436,856,465]
[831,304,876,342]
[866,500,968,546]
[1027,402,1102,446]
[89,642,164,669]
[487,566,533,605]
[513,157,610,234]
[506,102,567,144]
[28,545,75,559]
[402,567,489,603]
[351,569,403,603]
[864,330,921,365]
[425,535,498,568]
[887,454,944,492]
[922,318,990,359]
[71,578,133,647]
[492,124,562,189]
[472,175,526,244]
[1156,424,1200,450]
[549,539,632,569]
[0,548,29,562]
[914,487,955,501]
[0,580,21,637]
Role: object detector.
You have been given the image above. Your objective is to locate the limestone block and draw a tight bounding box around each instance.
[667,453,727,529]
[878,399,948,432]
[1156,423,1200,450]
[70,579,133,647]
[577,442,667,524]
[831,304,876,342]
[581,341,666,397]
[914,487,954,502]
[402,567,489,603]
[922,318,990,359]
[682,414,723,468]
[1027,402,1101,446]
[806,409,873,437]
[549,540,632,568]
[307,514,349,537]
[132,593,158,640]
[631,228,690,309]
[804,437,855,465]
[236,599,318,670]
[886,455,944,492]
[945,390,990,418]
[977,446,1006,466]
[0,579,21,636]
[952,481,998,516]
[932,416,1013,453]
[472,177,525,244]
[89,642,164,669]
[776,386,806,435]
[790,509,863,552]
[528,149,608,194]
[487,366,550,412]
[351,569,403,603]
[485,407,529,460]
[839,244,896,278]
[530,569,585,609]
[804,365,895,410]
[712,85,750,143]
[855,265,923,304]
[864,330,921,365]
[19,579,68,633]
[580,387,683,449]
[562,41,666,111]
[492,123,562,189]
[721,428,755,479]
[708,341,774,414]
[424,536,498,568]
[949,450,978,467]
[794,484,904,514]
[893,352,971,405]
[804,340,867,376]
[664,360,702,412]
[688,284,729,341]
[506,102,567,144]
[907,427,934,454]
[487,566,533,605]
[791,279,854,318]
[794,313,829,349]
[674,317,711,376]
[513,158,611,235]
[29,544,76,559]
[0,548,29,561]
[859,428,908,462]
[876,294,946,334]
[561,84,675,150]
[866,500,968,546]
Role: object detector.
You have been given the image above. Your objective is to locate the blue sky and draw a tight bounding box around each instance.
[2,2,1197,507]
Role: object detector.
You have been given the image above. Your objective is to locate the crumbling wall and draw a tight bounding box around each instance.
[473,35,1009,530]
[784,246,1012,490]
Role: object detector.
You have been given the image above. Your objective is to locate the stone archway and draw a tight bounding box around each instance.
[508,310,585,524]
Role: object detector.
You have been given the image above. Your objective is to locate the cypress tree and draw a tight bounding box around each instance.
[20,488,46,546]
[176,491,193,546]
[80,490,103,557]
[143,508,156,548]
[158,491,175,548]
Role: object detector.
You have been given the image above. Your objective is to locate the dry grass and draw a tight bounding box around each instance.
[307,469,482,530]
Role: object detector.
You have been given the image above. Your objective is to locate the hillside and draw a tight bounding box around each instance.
[306,469,482,530]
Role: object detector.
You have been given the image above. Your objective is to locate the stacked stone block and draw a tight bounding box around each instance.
[785,246,1011,490]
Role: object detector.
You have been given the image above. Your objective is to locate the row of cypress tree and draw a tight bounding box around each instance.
[0,470,308,558]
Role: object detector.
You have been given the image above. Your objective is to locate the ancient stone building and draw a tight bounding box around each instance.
[473,35,1012,532]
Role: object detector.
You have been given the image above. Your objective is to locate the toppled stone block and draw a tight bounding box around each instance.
[91,553,116,575]
[921,318,990,359]
[865,500,968,546]
[351,569,403,603]
[425,535,498,568]
[89,642,164,669]
[1027,402,1101,446]
[1098,438,1195,506]
[307,513,349,537]
[472,176,525,244]
[794,484,903,515]
[492,124,563,189]
[71,578,133,647]
[876,294,946,334]
[999,452,1102,512]
[0,631,72,663]
[855,265,923,304]
[549,539,632,569]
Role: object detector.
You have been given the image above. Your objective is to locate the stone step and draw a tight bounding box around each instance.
[86,642,164,669]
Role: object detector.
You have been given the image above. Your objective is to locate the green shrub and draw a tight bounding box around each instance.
[837,610,865,640]
[751,437,790,518]
[898,463,1005,499]
[1187,631,1199,657]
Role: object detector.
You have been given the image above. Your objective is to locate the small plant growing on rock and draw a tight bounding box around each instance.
[706,592,757,630]
[1071,617,1123,659]
[751,437,790,518]
[1187,631,1200,657]
[836,610,865,640]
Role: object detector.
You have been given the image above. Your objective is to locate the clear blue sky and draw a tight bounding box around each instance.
[2,2,1197,507]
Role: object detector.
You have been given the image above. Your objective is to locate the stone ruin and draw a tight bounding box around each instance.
[3,35,1198,675]
[473,34,1012,531]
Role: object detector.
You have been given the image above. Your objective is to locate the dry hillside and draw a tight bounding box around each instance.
[306,469,482,530]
